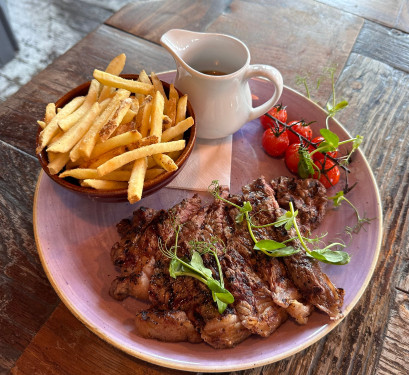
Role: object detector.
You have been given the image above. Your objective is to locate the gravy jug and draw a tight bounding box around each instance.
[160,29,283,139]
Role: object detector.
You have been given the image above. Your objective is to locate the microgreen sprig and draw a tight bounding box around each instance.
[328,190,373,235]
[159,226,234,314]
[285,202,350,265]
[209,181,350,265]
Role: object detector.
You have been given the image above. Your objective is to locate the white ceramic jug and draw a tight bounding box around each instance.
[160,29,283,139]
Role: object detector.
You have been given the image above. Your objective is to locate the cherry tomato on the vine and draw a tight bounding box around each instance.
[287,120,313,144]
[284,143,302,174]
[260,105,288,130]
[313,159,340,188]
[262,127,289,157]
[308,136,338,161]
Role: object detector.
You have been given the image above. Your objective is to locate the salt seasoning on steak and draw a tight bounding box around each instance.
[109,176,345,348]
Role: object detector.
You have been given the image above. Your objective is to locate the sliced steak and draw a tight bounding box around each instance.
[110,195,202,301]
[270,176,327,233]
[135,309,202,343]
[109,176,345,348]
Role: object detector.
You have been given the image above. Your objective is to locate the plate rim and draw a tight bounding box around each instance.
[33,75,383,372]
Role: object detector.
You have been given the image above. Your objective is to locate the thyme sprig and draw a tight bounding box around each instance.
[159,226,234,314]
[209,181,350,265]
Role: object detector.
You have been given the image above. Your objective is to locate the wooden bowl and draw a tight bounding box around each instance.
[36,74,196,202]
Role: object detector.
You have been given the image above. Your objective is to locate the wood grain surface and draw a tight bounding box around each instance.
[1,0,409,374]
[316,0,409,33]
[106,0,363,105]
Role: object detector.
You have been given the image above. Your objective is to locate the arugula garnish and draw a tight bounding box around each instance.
[159,226,234,314]
[209,180,350,265]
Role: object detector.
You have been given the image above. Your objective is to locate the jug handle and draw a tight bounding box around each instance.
[245,65,284,122]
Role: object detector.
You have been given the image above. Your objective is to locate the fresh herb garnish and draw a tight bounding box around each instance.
[159,226,234,314]
[209,180,350,265]
[329,190,373,235]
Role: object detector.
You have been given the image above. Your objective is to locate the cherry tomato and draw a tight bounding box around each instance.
[308,136,338,161]
[260,104,288,130]
[262,127,289,157]
[284,143,302,174]
[287,120,313,144]
[313,159,340,188]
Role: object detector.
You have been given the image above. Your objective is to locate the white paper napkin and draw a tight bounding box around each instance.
[168,135,233,191]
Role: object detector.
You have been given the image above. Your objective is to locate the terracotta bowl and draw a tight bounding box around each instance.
[36,74,196,202]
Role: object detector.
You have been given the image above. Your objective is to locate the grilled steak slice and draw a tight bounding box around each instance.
[135,309,202,343]
[270,176,327,233]
[282,253,345,319]
[240,177,313,324]
[266,177,344,319]
[147,193,253,348]
[200,310,251,349]
[110,195,202,301]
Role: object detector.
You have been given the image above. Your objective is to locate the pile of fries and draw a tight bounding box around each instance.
[36,53,194,203]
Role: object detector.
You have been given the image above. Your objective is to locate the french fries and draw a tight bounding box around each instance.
[36,53,194,203]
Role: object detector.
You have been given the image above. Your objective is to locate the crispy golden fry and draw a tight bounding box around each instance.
[167,84,178,126]
[44,103,56,124]
[60,168,131,181]
[37,96,85,153]
[113,120,136,136]
[99,53,127,102]
[161,116,194,142]
[84,146,127,169]
[176,94,188,124]
[128,157,148,203]
[162,115,172,129]
[139,97,153,137]
[138,70,151,84]
[47,152,70,175]
[90,130,142,159]
[68,99,110,162]
[146,156,156,169]
[145,168,165,180]
[150,91,165,140]
[76,89,130,159]
[37,120,46,129]
[127,135,158,151]
[121,108,137,124]
[153,153,178,172]
[150,71,168,111]
[93,69,154,95]
[97,140,185,176]
[81,179,128,190]
[99,98,133,141]
[58,79,100,131]
[47,102,100,154]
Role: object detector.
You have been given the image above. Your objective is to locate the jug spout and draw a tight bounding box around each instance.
[160,29,198,71]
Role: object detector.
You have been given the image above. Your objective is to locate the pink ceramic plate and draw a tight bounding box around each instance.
[33,72,382,372]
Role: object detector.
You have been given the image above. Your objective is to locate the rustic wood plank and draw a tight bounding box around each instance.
[377,290,409,375]
[315,0,409,33]
[10,303,195,375]
[396,1,409,33]
[105,0,232,43]
[0,24,173,156]
[0,142,59,373]
[352,20,409,74]
[206,0,363,106]
[324,53,409,374]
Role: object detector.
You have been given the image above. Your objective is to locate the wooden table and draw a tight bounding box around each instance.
[1,1,408,374]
